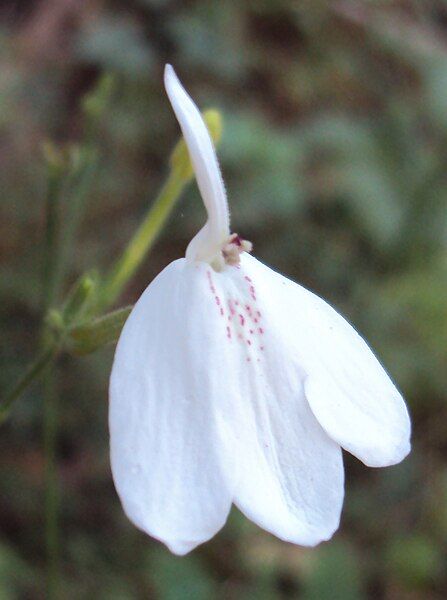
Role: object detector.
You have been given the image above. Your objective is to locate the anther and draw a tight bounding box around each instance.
[222,233,253,266]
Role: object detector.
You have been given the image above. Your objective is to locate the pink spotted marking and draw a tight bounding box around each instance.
[207,268,266,358]
[206,270,216,294]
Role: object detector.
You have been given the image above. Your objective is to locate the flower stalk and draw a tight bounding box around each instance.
[98,109,222,310]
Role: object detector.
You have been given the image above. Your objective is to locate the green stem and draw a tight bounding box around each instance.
[43,364,59,600]
[0,344,57,425]
[56,148,99,299]
[99,168,186,309]
[42,166,64,312]
[41,155,68,600]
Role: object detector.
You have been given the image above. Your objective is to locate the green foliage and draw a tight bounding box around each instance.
[302,541,365,600]
[0,541,35,599]
[148,550,217,600]
[386,533,442,589]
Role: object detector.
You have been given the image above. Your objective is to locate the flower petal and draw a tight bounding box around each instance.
[238,254,411,468]
[109,259,236,555]
[164,65,229,243]
[205,263,344,546]
[231,376,344,546]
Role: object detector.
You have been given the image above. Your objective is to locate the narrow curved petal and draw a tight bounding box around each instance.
[164,65,229,242]
[238,254,411,468]
[109,259,236,555]
[207,264,345,545]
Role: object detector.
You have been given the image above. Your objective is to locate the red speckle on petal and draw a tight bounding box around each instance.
[206,270,216,294]
[258,327,264,334]
[239,314,245,326]
[247,339,252,346]
[226,326,232,339]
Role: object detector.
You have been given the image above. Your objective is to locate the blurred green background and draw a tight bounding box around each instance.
[1,0,447,598]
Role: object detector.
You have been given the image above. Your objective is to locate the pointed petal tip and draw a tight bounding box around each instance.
[164,63,174,83]
[165,539,199,556]
[164,64,177,94]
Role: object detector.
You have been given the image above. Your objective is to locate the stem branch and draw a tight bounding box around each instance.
[0,344,57,425]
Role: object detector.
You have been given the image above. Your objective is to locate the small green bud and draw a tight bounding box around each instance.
[68,306,132,355]
[42,141,66,173]
[82,73,115,121]
[44,309,65,343]
[62,273,97,325]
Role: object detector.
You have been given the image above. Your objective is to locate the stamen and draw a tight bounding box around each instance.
[222,233,253,266]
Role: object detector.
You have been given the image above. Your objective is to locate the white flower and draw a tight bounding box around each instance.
[109,64,411,556]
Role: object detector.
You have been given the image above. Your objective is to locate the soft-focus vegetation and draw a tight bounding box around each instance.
[1,1,446,598]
